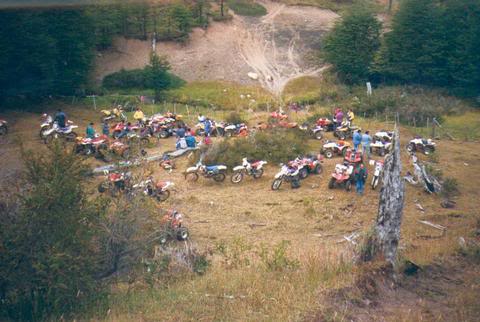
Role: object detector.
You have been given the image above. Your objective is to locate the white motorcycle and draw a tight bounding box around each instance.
[39,114,53,139]
[370,159,384,190]
[231,158,267,183]
[0,119,8,136]
[43,121,78,144]
[134,178,175,202]
[271,164,300,190]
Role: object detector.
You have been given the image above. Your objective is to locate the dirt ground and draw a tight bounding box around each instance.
[94,1,339,96]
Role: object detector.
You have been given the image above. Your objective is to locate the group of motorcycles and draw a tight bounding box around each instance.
[271,155,324,190]
[184,158,268,183]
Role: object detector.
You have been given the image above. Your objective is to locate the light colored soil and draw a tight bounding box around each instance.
[94,1,339,96]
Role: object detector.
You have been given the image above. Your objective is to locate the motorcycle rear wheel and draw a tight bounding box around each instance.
[271,179,282,190]
[213,173,226,182]
[253,168,264,179]
[66,132,77,141]
[231,171,244,184]
[291,178,301,189]
[176,227,189,241]
[156,190,170,202]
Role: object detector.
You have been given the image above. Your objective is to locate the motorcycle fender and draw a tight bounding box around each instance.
[274,173,283,179]
[44,128,55,136]
[233,166,244,172]
[374,169,380,176]
[217,165,227,171]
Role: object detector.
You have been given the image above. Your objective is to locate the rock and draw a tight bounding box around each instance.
[247,72,259,80]
[458,237,466,248]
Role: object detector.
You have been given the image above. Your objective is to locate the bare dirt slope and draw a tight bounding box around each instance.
[94,1,338,95]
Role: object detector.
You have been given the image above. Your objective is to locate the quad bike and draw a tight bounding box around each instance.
[231,158,267,183]
[406,137,436,155]
[370,140,391,156]
[96,140,130,162]
[0,119,8,136]
[111,122,141,139]
[344,149,363,164]
[321,140,351,159]
[124,130,150,146]
[73,134,109,156]
[299,123,325,139]
[316,118,335,132]
[328,163,354,191]
[158,210,189,244]
[39,114,53,138]
[43,121,78,144]
[294,155,323,179]
[97,172,133,195]
[224,123,248,137]
[271,164,300,190]
[374,130,393,143]
[100,107,126,122]
[334,123,361,140]
[370,159,384,190]
[185,163,228,182]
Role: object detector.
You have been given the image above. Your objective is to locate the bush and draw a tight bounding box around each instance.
[225,111,247,124]
[258,241,299,271]
[227,0,267,16]
[200,129,308,168]
[441,177,460,200]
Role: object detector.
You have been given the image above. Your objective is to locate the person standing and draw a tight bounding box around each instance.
[204,118,212,137]
[335,109,344,129]
[347,109,355,126]
[86,122,96,139]
[361,130,372,160]
[102,121,110,136]
[133,107,145,124]
[354,163,367,196]
[353,129,362,151]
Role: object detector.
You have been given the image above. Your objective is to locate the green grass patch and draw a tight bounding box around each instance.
[282,75,349,105]
[279,0,382,13]
[227,0,267,16]
[166,81,275,110]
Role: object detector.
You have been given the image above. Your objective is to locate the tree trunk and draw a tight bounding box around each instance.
[220,0,224,17]
[362,128,405,265]
[388,0,393,12]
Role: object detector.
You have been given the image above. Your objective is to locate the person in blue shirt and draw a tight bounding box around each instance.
[204,118,212,137]
[185,135,196,148]
[361,130,372,160]
[176,125,186,138]
[54,109,66,128]
[352,129,362,151]
[354,163,367,195]
[86,122,96,139]
[102,122,109,136]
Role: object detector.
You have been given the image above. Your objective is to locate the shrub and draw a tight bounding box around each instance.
[225,111,247,124]
[441,177,460,200]
[258,241,299,271]
[200,129,308,168]
[227,0,267,16]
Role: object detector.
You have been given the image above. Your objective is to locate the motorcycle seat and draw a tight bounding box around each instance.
[205,165,219,172]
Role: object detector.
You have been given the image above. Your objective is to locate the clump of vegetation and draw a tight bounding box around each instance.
[227,0,267,16]
[258,240,299,271]
[216,238,253,269]
[103,54,185,98]
[224,111,247,124]
[441,177,460,200]
[201,129,308,168]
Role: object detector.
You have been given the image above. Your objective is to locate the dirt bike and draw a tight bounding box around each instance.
[73,134,109,156]
[100,107,126,123]
[96,140,130,162]
[406,137,436,155]
[370,159,384,190]
[231,158,267,183]
[158,210,189,244]
[43,121,78,144]
[0,119,8,136]
[97,172,133,196]
[135,177,174,202]
[224,123,248,137]
[185,163,228,182]
[39,114,53,139]
[321,140,351,158]
[328,163,354,191]
[271,164,300,190]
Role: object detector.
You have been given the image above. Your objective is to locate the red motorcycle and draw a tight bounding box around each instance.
[73,135,109,156]
[328,163,354,191]
[97,172,133,195]
[159,210,189,244]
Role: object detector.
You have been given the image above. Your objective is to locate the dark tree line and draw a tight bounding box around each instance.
[323,0,480,97]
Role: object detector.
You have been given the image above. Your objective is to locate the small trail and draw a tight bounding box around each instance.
[234,2,336,97]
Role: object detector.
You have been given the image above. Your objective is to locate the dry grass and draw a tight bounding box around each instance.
[1,99,480,321]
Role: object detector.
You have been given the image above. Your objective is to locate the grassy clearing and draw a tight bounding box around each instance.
[166,81,275,110]
[280,0,382,13]
[227,0,267,16]
[282,75,349,105]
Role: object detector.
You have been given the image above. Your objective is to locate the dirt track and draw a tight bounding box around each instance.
[94,1,338,96]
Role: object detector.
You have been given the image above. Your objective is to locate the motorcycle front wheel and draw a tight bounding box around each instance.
[271,179,282,190]
[185,172,199,182]
[371,176,379,190]
[231,171,244,184]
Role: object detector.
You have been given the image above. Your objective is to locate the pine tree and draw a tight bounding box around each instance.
[323,6,381,84]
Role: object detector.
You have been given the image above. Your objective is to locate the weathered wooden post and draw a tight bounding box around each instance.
[362,127,405,265]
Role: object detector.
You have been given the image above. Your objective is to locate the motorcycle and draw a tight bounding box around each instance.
[96,140,130,162]
[328,163,354,191]
[321,140,351,159]
[158,210,189,244]
[73,134,109,156]
[0,119,8,136]
[184,163,228,182]
[406,137,436,155]
[97,172,133,195]
[39,114,53,138]
[224,123,248,137]
[271,164,300,190]
[100,107,126,123]
[43,121,78,144]
[299,123,325,140]
[370,159,384,190]
[316,118,335,132]
[135,177,174,202]
[231,158,267,183]
[195,120,225,137]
